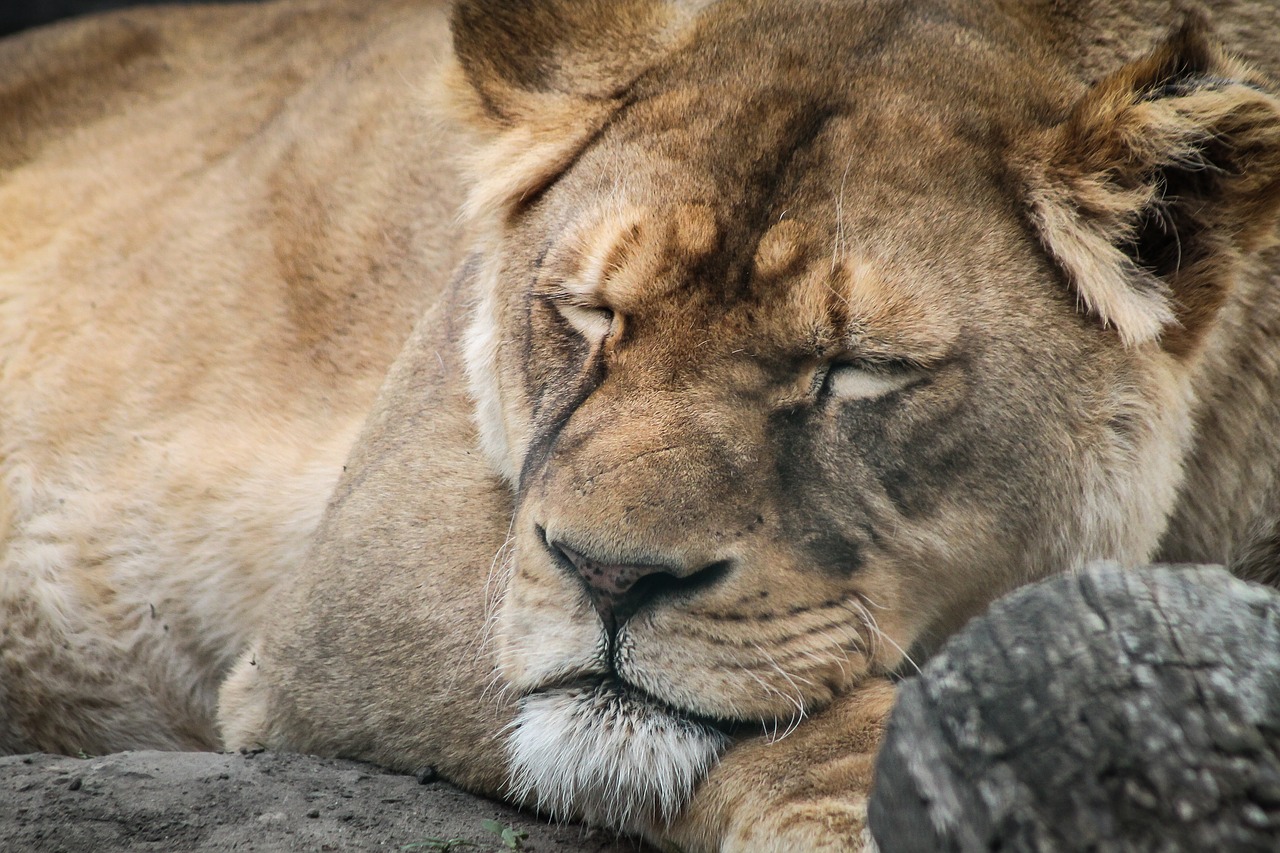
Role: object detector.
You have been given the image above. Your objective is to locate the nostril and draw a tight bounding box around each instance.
[615,559,730,615]
[544,534,732,631]
[677,558,733,595]
[549,540,637,597]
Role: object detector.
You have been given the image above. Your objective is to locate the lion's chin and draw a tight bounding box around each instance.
[505,680,730,832]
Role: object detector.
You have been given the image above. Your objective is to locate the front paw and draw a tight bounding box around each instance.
[720,793,876,853]
[660,679,895,853]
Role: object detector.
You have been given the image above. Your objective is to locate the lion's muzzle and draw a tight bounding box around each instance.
[546,534,733,634]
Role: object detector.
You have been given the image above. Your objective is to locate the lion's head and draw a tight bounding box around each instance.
[447,0,1280,830]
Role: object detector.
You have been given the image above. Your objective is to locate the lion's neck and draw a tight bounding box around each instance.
[1159,249,1280,571]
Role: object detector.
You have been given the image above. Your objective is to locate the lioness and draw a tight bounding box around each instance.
[2,0,1278,850]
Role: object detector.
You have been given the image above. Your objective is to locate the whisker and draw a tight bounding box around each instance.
[750,642,808,742]
[845,598,921,674]
[832,155,855,273]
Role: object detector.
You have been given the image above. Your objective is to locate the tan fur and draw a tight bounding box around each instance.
[0,0,468,752]
[3,1,1280,852]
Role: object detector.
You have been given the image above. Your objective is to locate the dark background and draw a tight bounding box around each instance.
[0,1,222,38]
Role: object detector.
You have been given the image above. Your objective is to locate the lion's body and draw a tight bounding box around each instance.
[0,0,467,752]
[2,1,1279,851]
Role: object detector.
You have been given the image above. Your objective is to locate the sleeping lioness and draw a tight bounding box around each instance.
[2,0,1279,850]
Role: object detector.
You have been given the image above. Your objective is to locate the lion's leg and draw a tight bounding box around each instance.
[0,421,361,755]
[216,292,520,794]
[660,679,896,853]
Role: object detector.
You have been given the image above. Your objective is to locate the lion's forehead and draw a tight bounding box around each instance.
[604,0,1059,175]
[586,92,1015,225]
[539,198,968,365]
[536,91,1050,358]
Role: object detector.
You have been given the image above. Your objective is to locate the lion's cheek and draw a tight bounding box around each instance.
[616,608,877,722]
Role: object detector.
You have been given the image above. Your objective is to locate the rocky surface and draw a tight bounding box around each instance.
[0,750,650,852]
[870,563,1280,852]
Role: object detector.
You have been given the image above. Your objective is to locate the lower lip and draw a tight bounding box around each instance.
[530,677,741,735]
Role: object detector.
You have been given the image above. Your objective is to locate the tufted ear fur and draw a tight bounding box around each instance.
[1018,19,1280,354]
[448,0,702,222]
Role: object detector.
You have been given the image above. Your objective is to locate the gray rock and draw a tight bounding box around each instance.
[869,563,1280,852]
[0,749,647,852]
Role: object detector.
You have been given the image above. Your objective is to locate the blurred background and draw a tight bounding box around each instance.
[0,2,231,38]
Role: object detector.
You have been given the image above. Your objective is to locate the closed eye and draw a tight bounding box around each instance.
[818,359,927,402]
[554,299,615,343]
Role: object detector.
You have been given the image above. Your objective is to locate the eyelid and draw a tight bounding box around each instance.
[549,294,615,342]
[818,357,927,402]
[834,354,925,370]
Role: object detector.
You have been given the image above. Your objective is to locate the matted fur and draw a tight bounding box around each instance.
[3,2,1280,852]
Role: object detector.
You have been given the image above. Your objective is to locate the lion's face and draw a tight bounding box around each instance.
[451,0,1280,830]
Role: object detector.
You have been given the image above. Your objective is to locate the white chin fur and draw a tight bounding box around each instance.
[506,682,729,833]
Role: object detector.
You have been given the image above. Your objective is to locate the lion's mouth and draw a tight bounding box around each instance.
[528,675,740,735]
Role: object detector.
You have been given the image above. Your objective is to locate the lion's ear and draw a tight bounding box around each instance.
[448,0,698,221]
[1018,19,1280,354]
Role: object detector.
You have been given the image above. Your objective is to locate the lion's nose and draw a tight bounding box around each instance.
[549,539,730,634]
